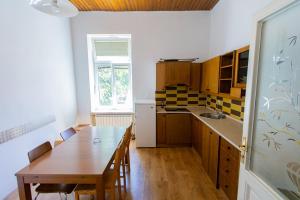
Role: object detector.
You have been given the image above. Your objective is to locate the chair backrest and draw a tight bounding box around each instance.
[124,124,133,147]
[28,141,52,163]
[60,127,76,141]
[112,139,126,180]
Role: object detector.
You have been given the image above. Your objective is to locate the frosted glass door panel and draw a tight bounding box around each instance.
[250,2,300,200]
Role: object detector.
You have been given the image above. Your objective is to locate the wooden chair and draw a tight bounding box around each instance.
[28,141,77,200]
[60,127,77,141]
[124,123,133,172]
[74,138,126,200]
[118,125,132,194]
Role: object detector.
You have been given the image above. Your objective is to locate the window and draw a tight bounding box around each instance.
[88,35,132,112]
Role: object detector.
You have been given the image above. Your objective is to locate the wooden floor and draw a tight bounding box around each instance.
[6,141,228,200]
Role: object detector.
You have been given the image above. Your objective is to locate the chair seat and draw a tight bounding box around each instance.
[36,184,77,194]
[75,170,115,193]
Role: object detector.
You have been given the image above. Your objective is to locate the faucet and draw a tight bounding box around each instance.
[216,100,224,115]
[161,100,166,108]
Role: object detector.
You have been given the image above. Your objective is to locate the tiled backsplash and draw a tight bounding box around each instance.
[155,85,245,121]
[155,85,206,106]
[206,94,245,121]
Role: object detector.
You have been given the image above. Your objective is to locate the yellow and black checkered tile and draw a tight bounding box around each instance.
[156,86,245,121]
[206,94,245,121]
[155,85,206,107]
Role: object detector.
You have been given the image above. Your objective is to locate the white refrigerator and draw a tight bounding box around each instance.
[134,100,156,147]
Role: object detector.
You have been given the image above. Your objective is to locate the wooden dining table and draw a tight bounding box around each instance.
[15,126,126,200]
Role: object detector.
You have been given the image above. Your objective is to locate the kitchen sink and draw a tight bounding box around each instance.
[165,107,190,112]
[200,112,226,119]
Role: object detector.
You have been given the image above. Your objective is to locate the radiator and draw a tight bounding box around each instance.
[91,113,133,127]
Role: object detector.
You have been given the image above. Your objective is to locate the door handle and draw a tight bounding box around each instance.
[239,137,247,164]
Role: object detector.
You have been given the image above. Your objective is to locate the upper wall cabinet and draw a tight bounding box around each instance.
[201,56,220,94]
[234,46,249,89]
[156,61,191,90]
[219,51,235,94]
[190,63,201,91]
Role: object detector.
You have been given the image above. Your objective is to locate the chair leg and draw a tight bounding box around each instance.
[122,158,127,193]
[34,193,40,200]
[75,192,79,200]
[126,150,130,172]
[117,175,122,200]
[111,188,116,200]
[59,193,63,200]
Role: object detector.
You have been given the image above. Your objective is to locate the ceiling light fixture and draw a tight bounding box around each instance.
[30,0,79,18]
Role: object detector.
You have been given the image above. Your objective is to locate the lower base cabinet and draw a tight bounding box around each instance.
[156,113,191,146]
[201,124,220,187]
[156,114,166,145]
[192,116,202,155]
[192,119,240,199]
[219,138,240,200]
[157,112,240,200]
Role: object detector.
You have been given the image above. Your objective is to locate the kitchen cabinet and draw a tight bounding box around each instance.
[156,62,166,91]
[208,129,220,186]
[156,61,191,90]
[156,113,191,146]
[201,124,220,187]
[201,56,220,93]
[219,138,240,200]
[157,111,240,197]
[219,51,235,94]
[192,116,202,155]
[166,114,191,145]
[189,63,201,91]
[201,124,210,172]
[234,46,249,89]
[156,114,166,145]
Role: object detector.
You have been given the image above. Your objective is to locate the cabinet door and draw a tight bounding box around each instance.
[219,138,240,200]
[165,62,177,86]
[201,61,209,92]
[192,116,199,150]
[166,114,191,145]
[174,62,191,86]
[190,63,201,91]
[208,56,220,94]
[208,129,220,186]
[197,120,203,156]
[156,114,166,145]
[201,124,210,172]
[234,45,249,89]
[156,62,166,91]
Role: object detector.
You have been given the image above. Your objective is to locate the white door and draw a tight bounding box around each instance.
[238,0,300,200]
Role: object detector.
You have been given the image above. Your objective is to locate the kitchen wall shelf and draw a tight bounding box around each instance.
[219,51,235,94]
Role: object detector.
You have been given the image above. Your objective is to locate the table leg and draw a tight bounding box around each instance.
[17,176,32,200]
[95,176,105,200]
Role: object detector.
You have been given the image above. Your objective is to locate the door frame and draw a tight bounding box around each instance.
[238,0,300,199]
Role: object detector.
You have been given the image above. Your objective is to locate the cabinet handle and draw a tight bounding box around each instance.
[225,185,229,188]
[225,170,229,173]
[226,158,230,162]
[210,131,212,135]
[227,146,231,150]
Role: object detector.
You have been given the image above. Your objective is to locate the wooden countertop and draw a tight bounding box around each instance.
[156,106,243,149]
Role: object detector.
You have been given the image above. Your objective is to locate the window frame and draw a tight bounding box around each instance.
[87,34,133,113]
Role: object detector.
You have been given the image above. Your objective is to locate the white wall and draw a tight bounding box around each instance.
[0,0,77,198]
[209,0,273,57]
[71,11,211,123]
